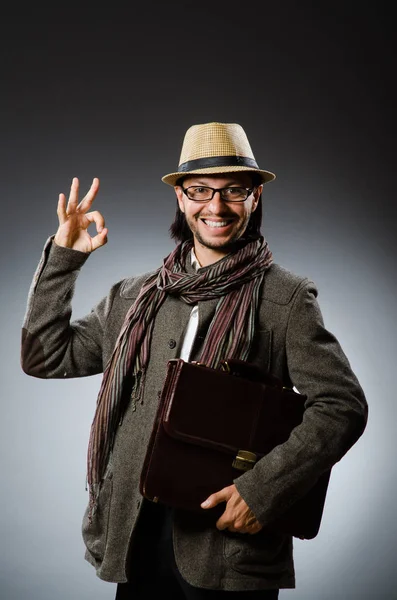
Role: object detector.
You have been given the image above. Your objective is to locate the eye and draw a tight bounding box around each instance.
[185,186,213,201]
[224,187,245,197]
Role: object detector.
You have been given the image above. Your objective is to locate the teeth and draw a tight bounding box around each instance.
[203,220,229,228]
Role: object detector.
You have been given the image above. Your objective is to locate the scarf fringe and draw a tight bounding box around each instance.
[130,369,146,412]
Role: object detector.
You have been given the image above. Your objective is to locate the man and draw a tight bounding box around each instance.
[21,122,368,598]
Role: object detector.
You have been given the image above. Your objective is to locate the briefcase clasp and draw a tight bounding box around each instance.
[232,450,257,471]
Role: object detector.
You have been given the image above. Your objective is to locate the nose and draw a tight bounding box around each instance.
[207,190,226,213]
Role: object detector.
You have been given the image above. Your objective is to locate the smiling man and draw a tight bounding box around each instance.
[174,173,261,265]
[21,122,368,599]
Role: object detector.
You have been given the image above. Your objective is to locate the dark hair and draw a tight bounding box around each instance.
[169,173,263,243]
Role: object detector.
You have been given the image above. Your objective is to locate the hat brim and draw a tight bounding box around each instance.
[161,166,276,186]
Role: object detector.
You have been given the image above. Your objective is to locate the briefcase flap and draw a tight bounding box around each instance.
[161,359,307,459]
[220,358,283,389]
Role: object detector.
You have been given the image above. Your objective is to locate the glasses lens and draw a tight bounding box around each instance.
[221,187,249,201]
[185,186,213,201]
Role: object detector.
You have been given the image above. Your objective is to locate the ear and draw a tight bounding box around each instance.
[174,186,185,213]
[251,184,263,212]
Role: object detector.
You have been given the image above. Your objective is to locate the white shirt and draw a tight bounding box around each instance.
[177,253,299,391]
[178,249,201,361]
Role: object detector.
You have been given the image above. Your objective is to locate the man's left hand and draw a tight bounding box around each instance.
[201,484,263,534]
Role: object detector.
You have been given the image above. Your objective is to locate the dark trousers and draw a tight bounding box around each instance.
[115,501,279,600]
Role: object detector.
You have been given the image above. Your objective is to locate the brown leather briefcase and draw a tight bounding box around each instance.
[140,358,331,539]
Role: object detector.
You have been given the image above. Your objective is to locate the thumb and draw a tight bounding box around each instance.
[201,486,231,509]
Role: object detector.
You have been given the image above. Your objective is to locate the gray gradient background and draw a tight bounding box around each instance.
[1,5,396,600]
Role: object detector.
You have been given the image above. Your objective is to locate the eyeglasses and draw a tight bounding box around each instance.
[182,186,254,203]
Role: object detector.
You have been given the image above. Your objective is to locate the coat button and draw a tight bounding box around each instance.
[168,339,176,349]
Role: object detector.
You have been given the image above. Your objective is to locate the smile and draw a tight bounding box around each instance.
[201,219,233,229]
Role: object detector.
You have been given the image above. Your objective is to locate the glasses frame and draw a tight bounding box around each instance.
[182,185,255,203]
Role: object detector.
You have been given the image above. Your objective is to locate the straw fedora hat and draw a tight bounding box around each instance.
[161,122,276,186]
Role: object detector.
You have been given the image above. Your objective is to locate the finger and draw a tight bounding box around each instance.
[239,517,263,534]
[216,505,239,531]
[91,227,108,251]
[84,210,106,231]
[248,523,263,535]
[201,492,222,509]
[67,177,80,213]
[233,517,260,533]
[84,211,107,252]
[77,177,100,213]
[215,504,234,530]
[219,519,261,534]
[237,523,262,535]
[201,496,214,509]
[57,193,67,225]
[215,516,231,531]
[201,486,231,509]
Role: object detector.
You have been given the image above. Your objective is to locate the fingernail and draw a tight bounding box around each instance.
[201,500,210,508]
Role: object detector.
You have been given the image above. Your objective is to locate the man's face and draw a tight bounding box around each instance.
[174,173,262,256]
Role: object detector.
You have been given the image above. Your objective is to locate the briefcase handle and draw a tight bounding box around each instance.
[220,359,283,391]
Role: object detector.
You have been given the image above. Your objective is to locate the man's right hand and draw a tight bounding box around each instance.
[54,177,108,253]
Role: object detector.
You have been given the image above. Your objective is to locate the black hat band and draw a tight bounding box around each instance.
[178,155,259,172]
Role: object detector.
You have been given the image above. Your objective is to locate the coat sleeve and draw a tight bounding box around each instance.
[234,279,368,526]
[21,237,123,379]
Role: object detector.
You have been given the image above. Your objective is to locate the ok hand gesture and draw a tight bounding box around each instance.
[54,177,108,253]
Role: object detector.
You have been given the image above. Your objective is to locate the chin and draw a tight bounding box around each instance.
[198,236,241,252]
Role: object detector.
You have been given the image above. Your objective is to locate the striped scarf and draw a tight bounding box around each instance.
[86,236,273,517]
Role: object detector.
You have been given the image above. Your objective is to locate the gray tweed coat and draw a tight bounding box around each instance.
[21,238,368,591]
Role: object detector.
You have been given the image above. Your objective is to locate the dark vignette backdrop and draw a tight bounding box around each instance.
[1,4,395,600]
